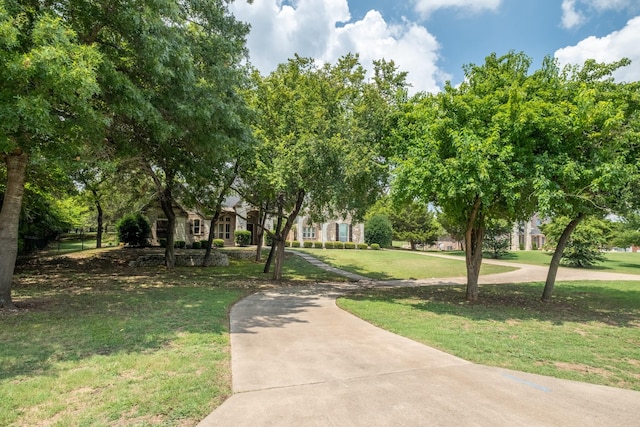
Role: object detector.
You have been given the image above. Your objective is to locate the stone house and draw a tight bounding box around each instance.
[145,196,364,247]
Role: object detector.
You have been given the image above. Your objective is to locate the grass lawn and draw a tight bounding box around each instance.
[293,248,516,280]
[4,245,639,425]
[1,248,344,426]
[445,250,640,274]
[338,280,640,391]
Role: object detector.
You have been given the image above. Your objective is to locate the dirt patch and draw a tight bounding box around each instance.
[553,362,611,377]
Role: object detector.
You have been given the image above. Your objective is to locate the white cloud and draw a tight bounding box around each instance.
[230,0,449,93]
[561,0,586,29]
[413,0,501,18]
[555,16,640,82]
[561,0,639,29]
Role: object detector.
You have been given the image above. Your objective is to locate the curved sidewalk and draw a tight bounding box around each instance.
[199,253,640,426]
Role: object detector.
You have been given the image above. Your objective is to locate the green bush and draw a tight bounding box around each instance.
[357,243,368,250]
[191,241,201,249]
[291,241,301,248]
[345,242,356,249]
[265,232,274,246]
[370,243,381,250]
[213,239,224,248]
[365,214,393,248]
[234,230,252,247]
[303,241,314,248]
[159,238,167,248]
[175,240,186,249]
[335,241,345,249]
[324,241,335,249]
[116,213,151,247]
[285,240,292,247]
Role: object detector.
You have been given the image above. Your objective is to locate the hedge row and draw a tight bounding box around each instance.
[283,241,379,250]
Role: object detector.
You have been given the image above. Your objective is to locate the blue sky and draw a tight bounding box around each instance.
[230,0,640,93]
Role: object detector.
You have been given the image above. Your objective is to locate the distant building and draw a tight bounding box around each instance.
[511,214,548,250]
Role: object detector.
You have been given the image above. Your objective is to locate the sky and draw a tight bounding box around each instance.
[229,0,640,93]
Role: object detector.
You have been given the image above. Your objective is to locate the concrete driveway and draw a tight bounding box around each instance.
[198,253,640,426]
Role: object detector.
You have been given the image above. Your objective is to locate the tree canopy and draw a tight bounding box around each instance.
[242,54,406,279]
[392,52,541,301]
[0,1,103,308]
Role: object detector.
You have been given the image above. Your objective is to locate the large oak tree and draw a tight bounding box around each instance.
[0,2,102,308]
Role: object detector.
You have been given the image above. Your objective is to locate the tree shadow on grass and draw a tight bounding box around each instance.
[343,282,640,327]
[0,282,243,382]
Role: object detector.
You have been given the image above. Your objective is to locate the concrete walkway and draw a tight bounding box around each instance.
[198,252,640,426]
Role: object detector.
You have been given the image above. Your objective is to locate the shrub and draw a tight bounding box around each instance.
[265,232,274,246]
[213,239,224,248]
[334,241,345,249]
[191,241,201,249]
[345,242,356,249]
[116,213,151,247]
[370,243,381,250]
[159,238,167,248]
[234,230,252,247]
[291,241,301,248]
[324,241,335,249]
[285,240,292,247]
[357,243,368,250]
[175,240,186,249]
[303,241,314,248]
[365,214,393,248]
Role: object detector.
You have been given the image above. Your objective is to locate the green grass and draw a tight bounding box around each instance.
[447,250,640,274]
[293,247,516,280]
[1,248,344,426]
[338,280,640,391]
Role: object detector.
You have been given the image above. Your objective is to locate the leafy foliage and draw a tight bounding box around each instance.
[365,214,393,248]
[542,217,612,267]
[392,52,541,300]
[116,214,150,247]
[234,230,252,247]
[483,218,512,259]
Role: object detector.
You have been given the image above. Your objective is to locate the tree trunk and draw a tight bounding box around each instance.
[255,208,266,262]
[464,197,484,302]
[159,190,176,269]
[272,190,305,280]
[263,242,276,273]
[0,150,28,309]
[541,213,585,302]
[203,210,221,266]
[94,196,103,249]
[264,213,282,274]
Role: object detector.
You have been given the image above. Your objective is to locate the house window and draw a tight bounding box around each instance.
[157,219,168,239]
[303,227,316,239]
[338,223,349,242]
[192,219,202,235]
[216,216,231,240]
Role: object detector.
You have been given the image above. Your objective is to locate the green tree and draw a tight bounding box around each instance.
[531,58,640,301]
[0,2,102,308]
[389,201,440,250]
[392,52,540,301]
[364,214,393,248]
[611,213,640,248]
[541,217,612,267]
[65,0,254,268]
[483,218,512,259]
[116,213,151,247]
[243,55,405,279]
